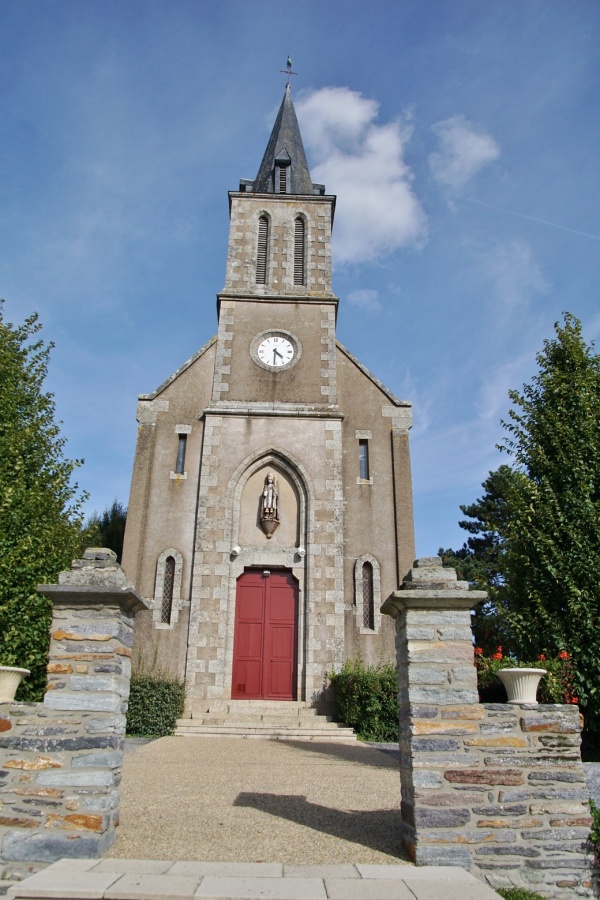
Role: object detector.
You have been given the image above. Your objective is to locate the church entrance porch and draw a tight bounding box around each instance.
[231,568,297,700]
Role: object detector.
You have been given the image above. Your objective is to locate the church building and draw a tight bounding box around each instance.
[121,85,416,716]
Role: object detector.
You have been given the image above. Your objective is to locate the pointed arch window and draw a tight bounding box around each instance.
[294,217,305,285]
[256,216,269,284]
[161,556,175,624]
[362,562,374,630]
[154,548,183,628]
[354,554,382,633]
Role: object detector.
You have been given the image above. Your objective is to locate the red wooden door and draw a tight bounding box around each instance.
[232,570,297,700]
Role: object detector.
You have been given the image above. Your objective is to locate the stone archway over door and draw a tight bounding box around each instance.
[231,569,297,700]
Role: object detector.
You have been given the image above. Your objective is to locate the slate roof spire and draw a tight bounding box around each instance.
[252,85,319,195]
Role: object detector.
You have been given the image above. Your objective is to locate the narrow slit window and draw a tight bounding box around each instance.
[161,556,175,624]
[294,217,305,285]
[362,562,374,630]
[175,434,187,475]
[256,216,268,284]
[358,439,369,480]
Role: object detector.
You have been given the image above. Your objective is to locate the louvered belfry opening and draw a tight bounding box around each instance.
[278,164,287,194]
[362,562,374,630]
[256,216,268,284]
[294,217,305,285]
[161,556,175,624]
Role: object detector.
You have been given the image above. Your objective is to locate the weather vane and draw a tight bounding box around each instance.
[280,56,297,86]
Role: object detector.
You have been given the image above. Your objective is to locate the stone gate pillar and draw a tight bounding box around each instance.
[382,556,486,865]
[382,557,592,896]
[0,549,148,866]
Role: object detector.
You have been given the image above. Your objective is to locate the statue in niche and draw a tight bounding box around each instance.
[260,472,279,539]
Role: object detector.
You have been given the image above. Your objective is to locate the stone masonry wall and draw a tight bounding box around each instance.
[382,557,592,899]
[0,550,147,870]
[405,702,590,896]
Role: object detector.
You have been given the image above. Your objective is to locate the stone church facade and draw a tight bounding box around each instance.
[122,86,416,715]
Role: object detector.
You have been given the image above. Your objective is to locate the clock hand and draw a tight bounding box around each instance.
[273,348,284,361]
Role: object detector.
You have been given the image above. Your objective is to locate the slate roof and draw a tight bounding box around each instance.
[252,85,318,195]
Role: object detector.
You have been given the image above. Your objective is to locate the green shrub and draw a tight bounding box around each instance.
[330,659,398,742]
[126,675,185,736]
[497,889,546,900]
[475,651,575,705]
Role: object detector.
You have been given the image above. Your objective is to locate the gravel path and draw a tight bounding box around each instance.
[109,737,410,865]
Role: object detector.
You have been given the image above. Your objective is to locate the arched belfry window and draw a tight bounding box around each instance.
[294,217,305,286]
[354,555,382,633]
[256,216,269,284]
[162,556,175,624]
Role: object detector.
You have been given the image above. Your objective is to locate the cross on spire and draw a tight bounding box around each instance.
[280,56,297,86]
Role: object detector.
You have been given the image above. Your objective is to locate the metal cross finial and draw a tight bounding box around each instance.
[280,56,297,85]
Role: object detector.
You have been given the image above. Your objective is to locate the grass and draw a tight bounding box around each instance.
[497,890,547,900]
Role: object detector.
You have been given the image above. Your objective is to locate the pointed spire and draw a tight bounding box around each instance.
[253,86,316,195]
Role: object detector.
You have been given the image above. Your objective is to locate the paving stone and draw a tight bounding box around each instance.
[104,872,202,899]
[193,875,327,898]
[93,859,173,874]
[12,857,99,875]
[283,865,359,878]
[6,867,121,898]
[170,862,282,877]
[355,865,418,879]
[324,878,415,899]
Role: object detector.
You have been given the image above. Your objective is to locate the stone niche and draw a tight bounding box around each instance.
[238,464,299,548]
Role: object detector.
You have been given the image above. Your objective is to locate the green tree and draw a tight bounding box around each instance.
[500,313,600,726]
[0,303,86,699]
[440,465,517,654]
[83,499,127,562]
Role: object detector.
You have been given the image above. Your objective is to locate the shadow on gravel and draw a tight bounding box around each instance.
[234,791,408,861]
[275,739,399,767]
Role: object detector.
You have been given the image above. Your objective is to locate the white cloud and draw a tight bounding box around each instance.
[429,115,500,190]
[476,239,549,311]
[347,288,382,312]
[296,87,426,265]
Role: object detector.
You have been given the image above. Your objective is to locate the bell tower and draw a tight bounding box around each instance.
[212,84,339,411]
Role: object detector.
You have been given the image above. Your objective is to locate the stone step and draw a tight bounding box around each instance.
[193,714,331,725]
[212,700,312,712]
[174,699,355,740]
[176,719,351,732]
[174,723,357,741]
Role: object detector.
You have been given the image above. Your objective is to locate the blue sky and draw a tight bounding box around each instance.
[1,1,599,558]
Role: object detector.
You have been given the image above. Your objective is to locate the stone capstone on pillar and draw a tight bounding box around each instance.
[0,549,148,869]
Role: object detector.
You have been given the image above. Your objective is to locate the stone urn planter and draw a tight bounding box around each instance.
[0,666,30,702]
[497,667,547,704]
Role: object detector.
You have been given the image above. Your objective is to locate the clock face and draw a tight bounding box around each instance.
[257,335,295,368]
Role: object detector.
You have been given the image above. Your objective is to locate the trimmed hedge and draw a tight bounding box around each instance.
[330,659,398,742]
[126,675,185,736]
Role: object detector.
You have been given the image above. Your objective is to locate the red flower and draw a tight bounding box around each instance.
[474,647,483,656]
[492,646,503,660]
[558,650,569,660]
[571,697,579,704]
[538,654,546,661]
